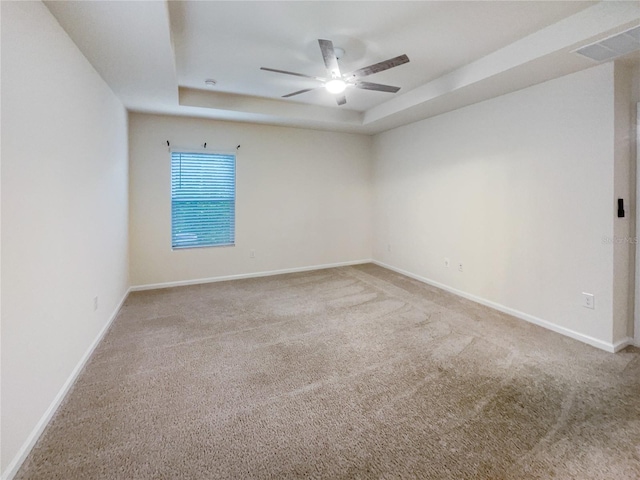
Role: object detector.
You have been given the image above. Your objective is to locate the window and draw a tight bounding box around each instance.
[171,151,235,249]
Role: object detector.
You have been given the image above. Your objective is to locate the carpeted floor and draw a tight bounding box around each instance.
[16,264,640,479]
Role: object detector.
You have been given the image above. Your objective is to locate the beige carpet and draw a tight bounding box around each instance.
[16,264,640,479]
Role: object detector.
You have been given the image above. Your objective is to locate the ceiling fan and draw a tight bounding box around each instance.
[261,39,410,106]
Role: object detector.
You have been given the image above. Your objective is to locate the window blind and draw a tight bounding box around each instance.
[171,151,236,249]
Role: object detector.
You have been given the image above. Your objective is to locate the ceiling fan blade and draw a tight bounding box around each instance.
[318,39,341,78]
[335,94,347,106]
[282,88,318,98]
[260,67,324,81]
[355,81,401,93]
[348,54,410,78]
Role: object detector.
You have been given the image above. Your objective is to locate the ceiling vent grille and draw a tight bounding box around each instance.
[574,25,640,62]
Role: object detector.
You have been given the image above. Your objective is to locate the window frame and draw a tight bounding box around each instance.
[170,148,236,250]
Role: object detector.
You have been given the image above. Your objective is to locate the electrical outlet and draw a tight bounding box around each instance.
[444,258,450,268]
[250,250,255,259]
[582,292,595,309]
[458,263,463,272]
[93,296,98,312]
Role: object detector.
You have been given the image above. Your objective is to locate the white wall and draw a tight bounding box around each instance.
[1,1,129,476]
[372,64,620,349]
[129,114,372,287]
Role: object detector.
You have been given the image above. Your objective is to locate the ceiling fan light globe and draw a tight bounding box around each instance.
[325,79,347,94]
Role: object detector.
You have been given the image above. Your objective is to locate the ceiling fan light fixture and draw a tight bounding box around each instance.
[325,79,346,94]
[261,38,409,105]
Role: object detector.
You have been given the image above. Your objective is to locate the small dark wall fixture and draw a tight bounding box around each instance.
[617,198,625,218]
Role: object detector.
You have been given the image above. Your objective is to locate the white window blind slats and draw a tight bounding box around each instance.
[171,152,236,249]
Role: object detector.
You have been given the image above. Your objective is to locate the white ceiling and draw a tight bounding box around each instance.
[45,1,640,135]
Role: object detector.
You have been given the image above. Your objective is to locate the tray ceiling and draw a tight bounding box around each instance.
[46,1,640,134]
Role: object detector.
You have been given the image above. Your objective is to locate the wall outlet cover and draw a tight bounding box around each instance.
[582,292,595,309]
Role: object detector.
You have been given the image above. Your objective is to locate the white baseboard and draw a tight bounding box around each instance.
[130,259,373,291]
[1,288,131,480]
[372,260,622,353]
[613,337,635,352]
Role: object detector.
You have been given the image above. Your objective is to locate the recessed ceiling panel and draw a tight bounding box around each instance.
[168,1,596,112]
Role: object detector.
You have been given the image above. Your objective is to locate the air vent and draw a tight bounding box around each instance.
[574,25,640,62]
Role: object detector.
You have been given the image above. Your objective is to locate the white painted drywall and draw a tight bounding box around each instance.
[1,1,129,475]
[372,64,618,346]
[128,114,373,287]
